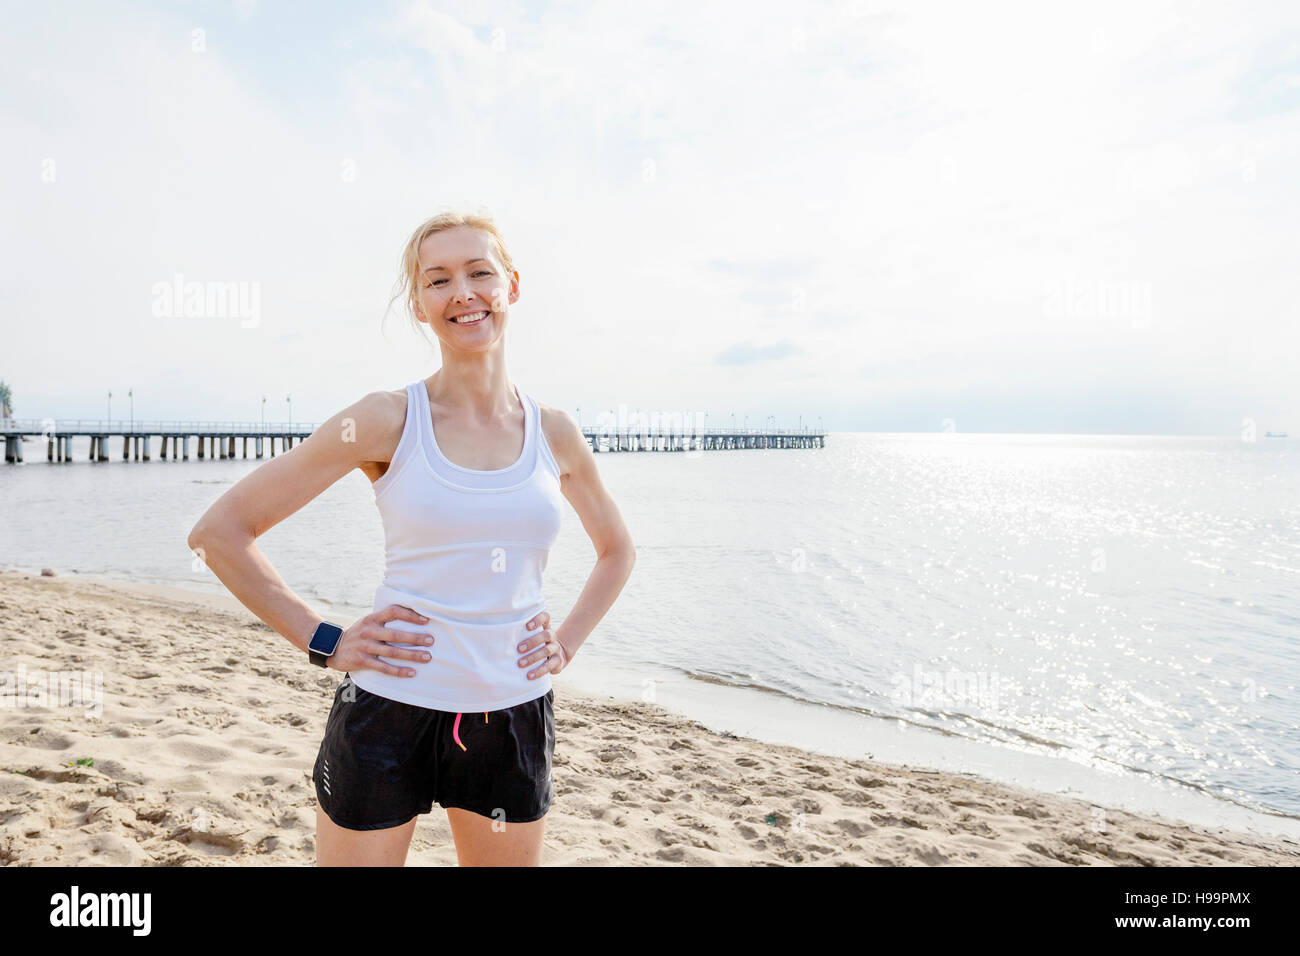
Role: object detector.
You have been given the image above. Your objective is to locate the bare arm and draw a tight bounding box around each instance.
[185,390,429,673]
[520,408,635,672]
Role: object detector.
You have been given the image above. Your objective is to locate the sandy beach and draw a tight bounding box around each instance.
[1,566,1296,867]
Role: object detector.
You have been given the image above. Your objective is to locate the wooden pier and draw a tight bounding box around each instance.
[0,421,315,463]
[1,419,826,463]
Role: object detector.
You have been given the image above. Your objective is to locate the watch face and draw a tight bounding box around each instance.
[308,622,344,654]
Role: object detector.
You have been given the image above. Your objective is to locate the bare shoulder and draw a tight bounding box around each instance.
[332,387,409,480]
[342,387,406,446]
[536,401,586,480]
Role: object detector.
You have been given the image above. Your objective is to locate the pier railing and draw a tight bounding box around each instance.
[0,419,316,435]
[1,420,827,435]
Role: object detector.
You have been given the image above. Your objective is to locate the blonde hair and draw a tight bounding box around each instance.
[387,209,516,340]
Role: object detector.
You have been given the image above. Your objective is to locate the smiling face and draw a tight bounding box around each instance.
[412,225,519,350]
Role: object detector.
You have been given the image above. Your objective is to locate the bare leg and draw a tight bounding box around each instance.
[315,805,418,867]
[445,807,546,866]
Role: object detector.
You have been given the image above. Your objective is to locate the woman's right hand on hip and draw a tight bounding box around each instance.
[329,604,433,677]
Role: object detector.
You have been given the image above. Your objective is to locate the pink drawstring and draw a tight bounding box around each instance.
[452,711,490,751]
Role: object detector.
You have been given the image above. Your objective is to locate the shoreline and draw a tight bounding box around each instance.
[2,566,1298,865]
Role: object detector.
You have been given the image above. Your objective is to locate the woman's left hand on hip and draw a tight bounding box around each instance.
[517,610,570,679]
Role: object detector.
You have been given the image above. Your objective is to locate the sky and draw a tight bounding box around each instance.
[2,0,1297,435]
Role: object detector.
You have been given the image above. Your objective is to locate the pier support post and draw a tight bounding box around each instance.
[255,436,263,458]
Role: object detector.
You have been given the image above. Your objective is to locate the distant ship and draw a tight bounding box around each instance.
[1264,431,1288,438]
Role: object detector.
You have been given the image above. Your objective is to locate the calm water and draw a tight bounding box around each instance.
[2,432,1297,823]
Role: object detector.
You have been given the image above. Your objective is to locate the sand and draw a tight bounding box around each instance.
[1,567,1297,866]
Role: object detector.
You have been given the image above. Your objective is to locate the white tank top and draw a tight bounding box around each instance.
[349,379,564,712]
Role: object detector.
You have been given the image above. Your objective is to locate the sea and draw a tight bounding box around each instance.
[2,431,1297,839]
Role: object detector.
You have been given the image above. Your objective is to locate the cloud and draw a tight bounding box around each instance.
[714,340,803,365]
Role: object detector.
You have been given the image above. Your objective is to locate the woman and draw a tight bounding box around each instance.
[186,211,636,866]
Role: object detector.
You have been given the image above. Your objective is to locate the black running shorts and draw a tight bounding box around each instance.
[313,674,555,831]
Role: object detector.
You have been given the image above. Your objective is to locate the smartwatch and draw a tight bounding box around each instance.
[308,621,345,668]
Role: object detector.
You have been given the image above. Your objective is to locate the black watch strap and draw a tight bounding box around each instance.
[308,621,345,668]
